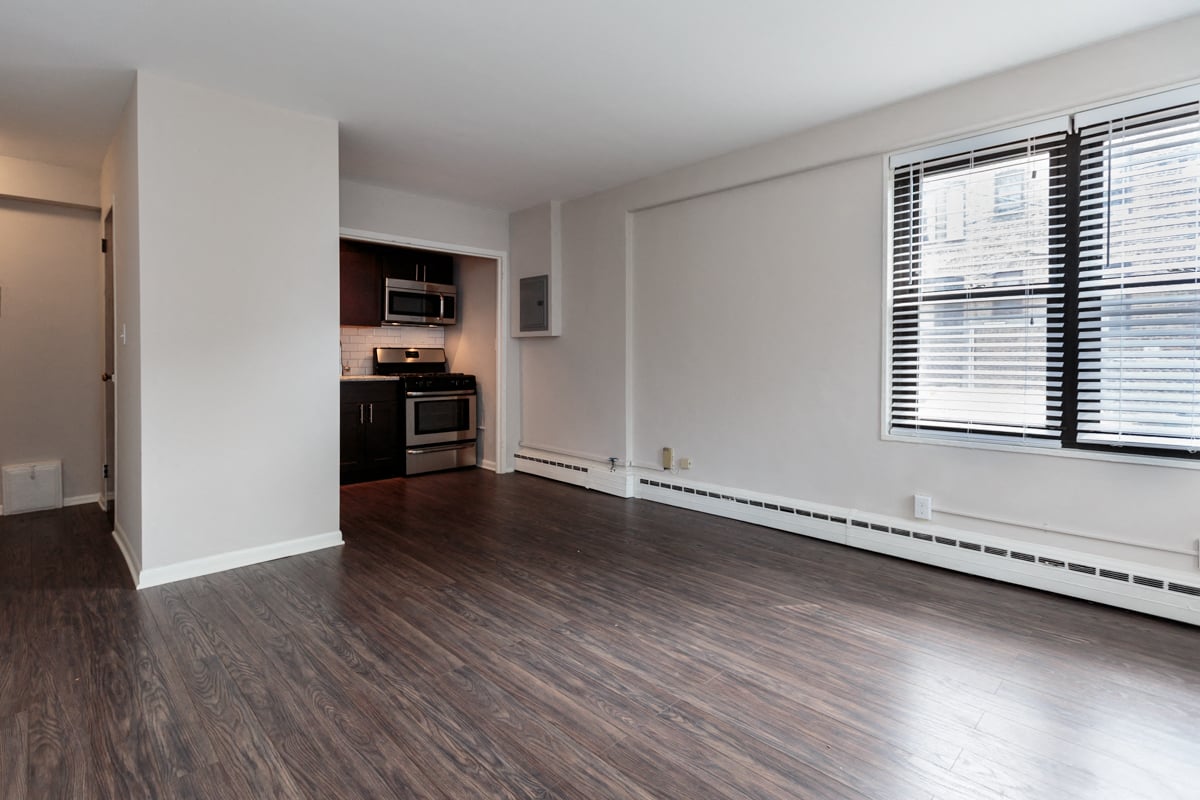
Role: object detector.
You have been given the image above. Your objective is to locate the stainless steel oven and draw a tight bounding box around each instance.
[405,390,476,446]
[405,389,477,475]
[375,347,478,476]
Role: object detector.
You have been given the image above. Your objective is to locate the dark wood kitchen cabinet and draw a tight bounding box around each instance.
[340,381,401,483]
[340,239,383,326]
[340,239,455,326]
[379,246,454,286]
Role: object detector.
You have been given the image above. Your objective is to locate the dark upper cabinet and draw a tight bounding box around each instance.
[340,240,383,326]
[380,247,453,286]
[340,239,455,327]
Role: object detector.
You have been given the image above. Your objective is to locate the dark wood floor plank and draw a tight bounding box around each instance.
[431,665,652,800]
[142,591,306,799]
[25,667,89,800]
[233,559,548,799]
[631,700,876,800]
[167,576,407,799]
[685,672,995,800]
[0,710,28,800]
[3,471,1200,799]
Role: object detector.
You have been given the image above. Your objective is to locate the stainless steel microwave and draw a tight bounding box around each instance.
[383,278,457,326]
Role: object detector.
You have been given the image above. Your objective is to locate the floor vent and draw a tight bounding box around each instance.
[2,461,63,515]
[516,454,587,473]
[637,477,1198,608]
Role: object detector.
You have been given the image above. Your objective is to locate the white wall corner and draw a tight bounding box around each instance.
[510,200,563,337]
[112,522,141,588]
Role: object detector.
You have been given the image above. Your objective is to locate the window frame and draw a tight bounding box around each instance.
[882,84,1200,467]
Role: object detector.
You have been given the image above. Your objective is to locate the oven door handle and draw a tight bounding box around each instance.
[407,442,476,455]
[405,390,476,398]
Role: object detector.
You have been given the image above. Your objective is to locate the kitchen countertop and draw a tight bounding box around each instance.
[340,375,400,381]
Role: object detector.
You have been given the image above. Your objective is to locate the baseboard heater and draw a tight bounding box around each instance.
[638,477,1200,626]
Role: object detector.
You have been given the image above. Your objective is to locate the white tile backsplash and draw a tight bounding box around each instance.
[340,326,446,375]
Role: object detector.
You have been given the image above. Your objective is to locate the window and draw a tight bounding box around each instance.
[888,86,1200,459]
[993,168,1026,216]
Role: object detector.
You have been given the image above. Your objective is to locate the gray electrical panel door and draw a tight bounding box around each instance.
[519,275,549,332]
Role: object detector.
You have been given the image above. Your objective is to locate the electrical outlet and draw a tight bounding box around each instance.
[914,495,933,520]
[662,447,673,470]
[679,457,692,470]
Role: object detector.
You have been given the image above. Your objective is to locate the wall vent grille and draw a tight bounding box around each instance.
[638,477,1200,604]
[516,453,587,473]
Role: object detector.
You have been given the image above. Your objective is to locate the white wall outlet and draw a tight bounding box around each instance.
[914,495,933,520]
[678,457,692,470]
[661,447,673,470]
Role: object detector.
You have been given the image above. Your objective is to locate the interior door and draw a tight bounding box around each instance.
[103,209,115,526]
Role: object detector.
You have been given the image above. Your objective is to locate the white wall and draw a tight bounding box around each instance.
[134,73,340,571]
[99,87,142,564]
[340,179,508,254]
[515,196,628,461]
[445,255,499,467]
[518,15,1200,573]
[0,195,101,506]
[0,155,97,209]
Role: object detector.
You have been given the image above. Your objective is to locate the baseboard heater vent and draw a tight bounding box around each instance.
[515,453,588,473]
[2,460,64,515]
[638,477,1200,603]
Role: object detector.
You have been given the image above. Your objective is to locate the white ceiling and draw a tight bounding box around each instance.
[2,1,1199,211]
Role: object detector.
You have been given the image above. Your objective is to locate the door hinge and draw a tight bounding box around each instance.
[101,238,108,254]
[103,464,109,479]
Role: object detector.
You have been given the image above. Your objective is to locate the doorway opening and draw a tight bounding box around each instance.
[103,208,116,527]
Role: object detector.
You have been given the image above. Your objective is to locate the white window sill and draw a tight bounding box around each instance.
[882,428,1200,472]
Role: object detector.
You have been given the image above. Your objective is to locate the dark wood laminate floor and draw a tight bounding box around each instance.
[2,471,1199,799]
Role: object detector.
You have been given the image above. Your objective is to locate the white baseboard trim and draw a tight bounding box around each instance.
[112,522,141,588]
[481,458,497,472]
[634,471,1200,627]
[514,448,636,498]
[0,492,102,516]
[135,530,344,590]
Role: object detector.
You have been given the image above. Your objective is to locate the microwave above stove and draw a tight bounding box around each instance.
[383,278,457,326]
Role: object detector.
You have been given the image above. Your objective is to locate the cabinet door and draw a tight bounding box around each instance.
[379,246,418,282]
[340,241,382,326]
[421,252,454,285]
[340,400,364,472]
[362,399,400,466]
